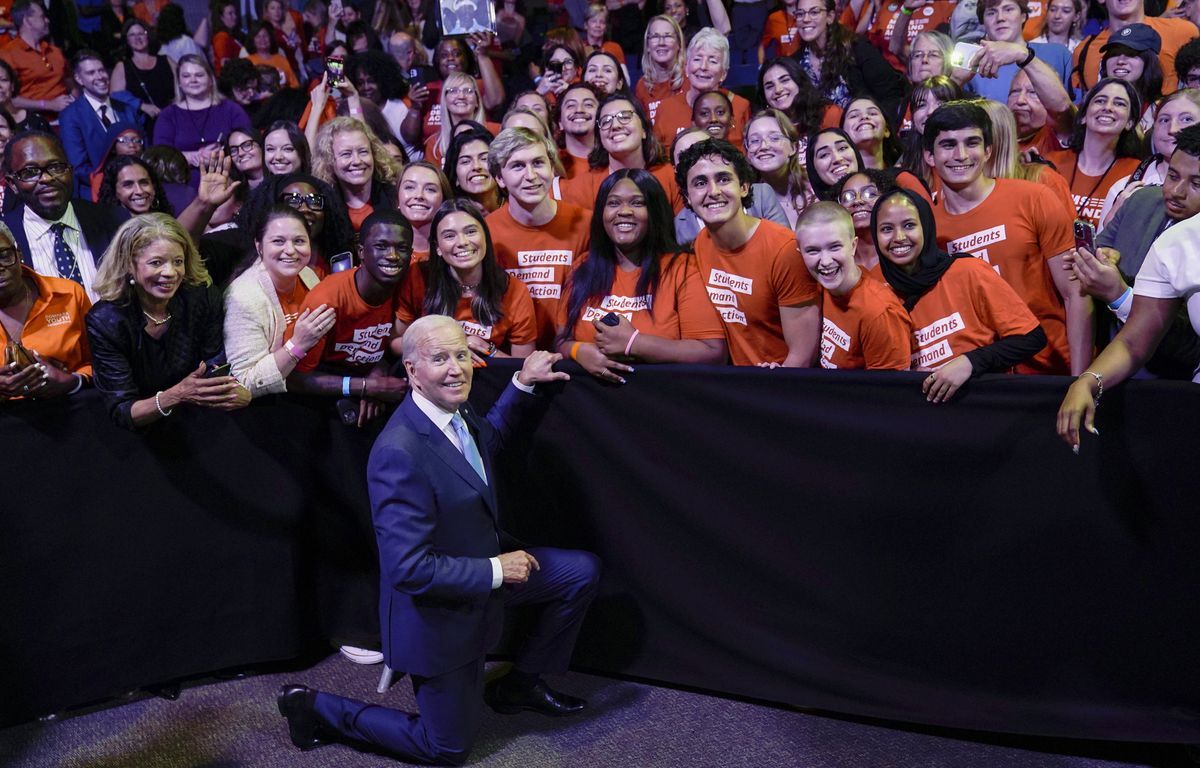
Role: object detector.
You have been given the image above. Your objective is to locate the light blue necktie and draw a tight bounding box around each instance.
[451,412,487,484]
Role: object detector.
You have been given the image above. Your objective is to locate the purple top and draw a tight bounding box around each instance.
[153,100,253,186]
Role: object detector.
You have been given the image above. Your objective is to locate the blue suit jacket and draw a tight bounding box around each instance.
[5,199,129,270]
[59,93,142,199]
[368,383,533,678]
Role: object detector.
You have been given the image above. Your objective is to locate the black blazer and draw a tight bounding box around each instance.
[5,200,129,270]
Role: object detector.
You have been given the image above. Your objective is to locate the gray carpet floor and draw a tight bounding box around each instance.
[0,654,1187,768]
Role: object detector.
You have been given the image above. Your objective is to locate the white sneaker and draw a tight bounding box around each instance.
[339,645,384,665]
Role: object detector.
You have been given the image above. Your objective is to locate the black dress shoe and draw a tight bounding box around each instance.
[277,684,330,751]
[484,677,587,716]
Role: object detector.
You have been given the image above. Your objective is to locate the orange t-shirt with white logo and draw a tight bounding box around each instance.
[693,219,820,366]
[869,0,957,48]
[291,267,397,374]
[635,75,689,123]
[0,268,92,378]
[1042,150,1141,228]
[932,177,1074,374]
[761,10,802,57]
[395,264,537,352]
[558,163,685,214]
[1071,17,1197,94]
[821,274,913,370]
[651,90,753,149]
[560,251,725,344]
[907,256,1041,370]
[486,201,591,349]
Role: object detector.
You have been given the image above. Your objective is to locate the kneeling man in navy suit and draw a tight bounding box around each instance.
[278,314,600,765]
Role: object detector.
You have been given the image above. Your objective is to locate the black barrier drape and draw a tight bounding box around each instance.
[3,366,1199,742]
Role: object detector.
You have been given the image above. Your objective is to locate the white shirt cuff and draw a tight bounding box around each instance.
[490,556,503,589]
[511,371,535,394]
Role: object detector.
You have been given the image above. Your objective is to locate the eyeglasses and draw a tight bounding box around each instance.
[115,135,144,146]
[746,132,788,149]
[0,247,18,267]
[11,162,70,182]
[444,86,475,97]
[793,8,828,19]
[910,50,944,61]
[281,192,325,210]
[598,110,635,130]
[838,187,880,205]
[647,32,675,42]
[229,139,258,155]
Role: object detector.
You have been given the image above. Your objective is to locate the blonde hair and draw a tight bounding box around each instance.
[93,214,211,303]
[746,109,809,201]
[978,98,1037,181]
[640,15,685,92]
[312,116,400,190]
[174,53,222,104]
[435,71,487,160]
[487,126,565,180]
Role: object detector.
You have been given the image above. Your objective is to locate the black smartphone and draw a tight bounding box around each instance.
[326,55,345,87]
[330,251,353,273]
[1073,219,1096,253]
[205,361,232,378]
[545,60,565,76]
[600,312,620,327]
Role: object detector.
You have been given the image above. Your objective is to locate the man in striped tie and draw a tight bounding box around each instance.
[278,315,601,765]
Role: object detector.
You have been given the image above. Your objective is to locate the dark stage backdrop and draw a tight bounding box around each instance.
[3,365,1198,742]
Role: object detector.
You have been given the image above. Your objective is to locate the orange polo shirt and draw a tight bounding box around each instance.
[0,36,66,102]
[0,267,92,378]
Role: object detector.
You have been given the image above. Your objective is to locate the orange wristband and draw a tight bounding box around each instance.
[569,341,582,361]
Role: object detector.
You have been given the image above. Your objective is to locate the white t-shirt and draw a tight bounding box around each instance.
[1133,213,1200,381]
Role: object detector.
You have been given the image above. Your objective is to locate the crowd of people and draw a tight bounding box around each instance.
[2,0,1199,446]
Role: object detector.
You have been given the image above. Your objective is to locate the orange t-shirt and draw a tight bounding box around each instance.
[559,252,725,345]
[211,30,243,74]
[0,267,92,378]
[693,218,820,366]
[395,264,537,352]
[486,201,591,349]
[248,52,299,88]
[869,0,957,48]
[760,10,802,57]
[131,0,168,25]
[635,75,689,122]
[558,163,685,214]
[932,177,1075,374]
[907,257,1041,371]
[1071,17,1197,93]
[1019,123,1065,159]
[420,78,487,142]
[291,267,396,374]
[820,274,913,370]
[1042,150,1141,229]
[1028,163,1076,219]
[277,280,308,327]
[560,152,590,180]
[0,37,66,102]
[346,202,374,233]
[651,90,753,149]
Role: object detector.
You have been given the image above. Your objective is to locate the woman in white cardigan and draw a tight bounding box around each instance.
[224,206,336,397]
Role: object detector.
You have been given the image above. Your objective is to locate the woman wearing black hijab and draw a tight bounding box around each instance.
[872,188,1046,403]
[806,127,932,203]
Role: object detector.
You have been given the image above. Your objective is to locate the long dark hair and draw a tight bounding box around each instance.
[588,93,665,169]
[559,169,681,344]
[262,120,311,174]
[1068,77,1146,158]
[234,171,354,262]
[1101,46,1163,109]
[424,199,510,326]
[97,156,173,215]
[756,56,830,134]
[841,94,903,167]
[444,127,496,199]
[805,127,865,200]
[790,0,854,100]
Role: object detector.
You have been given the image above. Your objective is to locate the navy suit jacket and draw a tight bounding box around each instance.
[368,383,533,678]
[59,93,142,199]
[5,200,129,271]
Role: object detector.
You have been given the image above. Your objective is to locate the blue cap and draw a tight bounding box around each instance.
[1100,23,1162,55]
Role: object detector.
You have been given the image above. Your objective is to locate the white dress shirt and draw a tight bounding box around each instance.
[409,374,534,588]
[24,203,99,302]
[83,91,115,126]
